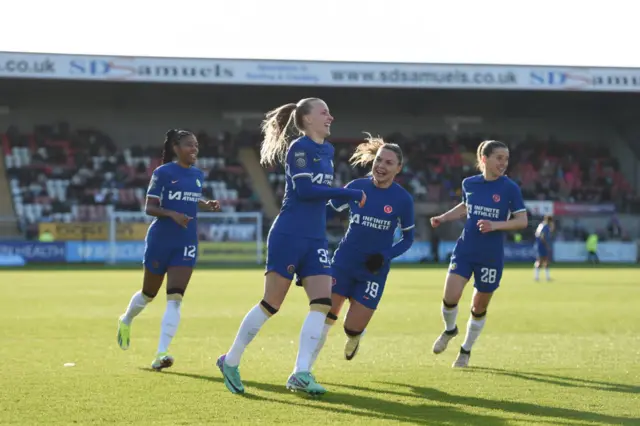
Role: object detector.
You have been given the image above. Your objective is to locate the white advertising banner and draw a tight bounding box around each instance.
[2,52,640,92]
[553,242,637,263]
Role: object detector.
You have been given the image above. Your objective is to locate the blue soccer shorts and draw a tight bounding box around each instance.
[143,240,198,275]
[448,254,503,293]
[265,232,331,280]
[332,265,389,310]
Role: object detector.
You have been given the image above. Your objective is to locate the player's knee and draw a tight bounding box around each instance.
[443,299,458,309]
[167,288,184,302]
[310,298,332,315]
[344,326,363,338]
[471,309,487,319]
[260,299,279,317]
[141,290,156,301]
[325,312,338,326]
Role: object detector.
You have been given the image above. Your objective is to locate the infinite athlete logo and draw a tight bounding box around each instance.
[493,194,501,203]
[384,205,393,214]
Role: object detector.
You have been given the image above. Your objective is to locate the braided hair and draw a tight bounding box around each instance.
[162,129,194,164]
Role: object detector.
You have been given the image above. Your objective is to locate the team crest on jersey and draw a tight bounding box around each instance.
[384,205,393,214]
[492,194,501,202]
[287,264,295,275]
[294,151,306,168]
[196,179,202,187]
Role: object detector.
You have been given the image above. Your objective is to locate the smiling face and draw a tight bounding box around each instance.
[372,147,402,187]
[482,147,509,179]
[173,134,199,166]
[300,99,334,139]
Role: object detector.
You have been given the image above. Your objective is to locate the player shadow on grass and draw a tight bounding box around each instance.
[326,381,637,426]
[159,370,510,425]
[466,367,640,395]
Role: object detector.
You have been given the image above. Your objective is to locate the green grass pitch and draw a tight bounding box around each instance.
[2,267,639,425]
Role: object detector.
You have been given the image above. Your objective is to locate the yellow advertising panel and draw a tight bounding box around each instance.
[38,222,148,241]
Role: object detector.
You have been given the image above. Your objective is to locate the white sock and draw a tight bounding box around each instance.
[122,291,151,325]
[461,315,487,352]
[442,303,458,332]
[157,299,181,354]
[534,266,540,280]
[545,268,550,281]
[293,311,327,374]
[225,304,270,367]
[310,322,333,370]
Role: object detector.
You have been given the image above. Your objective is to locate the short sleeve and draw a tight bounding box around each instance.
[509,182,526,214]
[461,180,467,204]
[286,145,313,181]
[147,168,166,199]
[399,193,415,231]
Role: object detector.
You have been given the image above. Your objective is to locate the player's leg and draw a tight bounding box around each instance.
[341,272,385,360]
[218,232,296,394]
[453,264,501,368]
[117,245,168,350]
[534,256,541,281]
[432,258,471,354]
[309,270,351,370]
[541,256,551,281]
[286,239,333,395]
[151,264,193,371]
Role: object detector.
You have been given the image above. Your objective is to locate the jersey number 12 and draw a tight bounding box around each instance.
[184,245,197,258]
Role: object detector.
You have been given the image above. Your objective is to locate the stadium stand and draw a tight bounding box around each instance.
[2,123,261,240]
[2,122,639,241]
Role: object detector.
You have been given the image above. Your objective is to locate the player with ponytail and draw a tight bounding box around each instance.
[116,129,220,371]
[217,98,366,396]
[305,133,414,367]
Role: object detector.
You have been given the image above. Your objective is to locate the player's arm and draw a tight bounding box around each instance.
[287,148,364,204]
[381,196,416,261]
[198,198,221,212]
[326,181,356,220]
[489,211,528,231]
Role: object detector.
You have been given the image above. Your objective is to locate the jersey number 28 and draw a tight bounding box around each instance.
[480,267,497,284]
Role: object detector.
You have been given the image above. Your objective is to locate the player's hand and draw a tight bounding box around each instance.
[430,216,444,228]
[358,191,367,208]
[365,253,385,273]
[204,199,221,212]
[477,219,494,233]
[171,212,193,228]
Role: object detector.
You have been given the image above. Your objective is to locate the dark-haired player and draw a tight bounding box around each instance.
[306,134,414,368]
[217,98,366,396]
[534,215,554,281]
[430,140,527,368]
[116,129,220,371]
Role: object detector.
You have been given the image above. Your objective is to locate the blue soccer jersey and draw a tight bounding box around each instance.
[271,136,345,239]
[329,177,415,309]
[535,223,551,257]
[450,174,526,292]
[266,136,363,280]
[144,162,204,274]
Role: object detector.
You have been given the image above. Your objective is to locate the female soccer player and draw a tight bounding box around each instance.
[217,98,366,396]
[306,135,415,367]
[116,129,220,371]
[534,215,554,281]
[430,140,527,368]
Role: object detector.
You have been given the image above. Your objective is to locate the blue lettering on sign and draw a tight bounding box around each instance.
[0,242,66,262]
[529,71,591,89]
[66,242,145,263]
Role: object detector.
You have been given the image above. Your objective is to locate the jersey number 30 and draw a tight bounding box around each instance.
[480,267,497,284]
